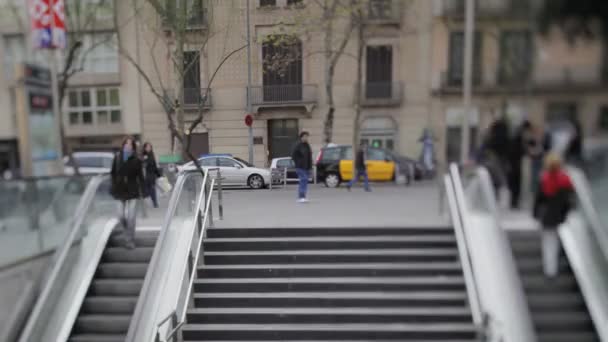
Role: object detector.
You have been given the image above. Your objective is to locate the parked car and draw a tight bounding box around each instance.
[180,155,271,189]
[315,145,421,188]
[64,151,115,175]
[270,157,314,184]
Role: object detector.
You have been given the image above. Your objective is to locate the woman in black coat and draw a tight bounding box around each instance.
[111,136,144,249]
[142,142,160,208]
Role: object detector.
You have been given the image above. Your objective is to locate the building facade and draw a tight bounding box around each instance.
[0,0,607,175]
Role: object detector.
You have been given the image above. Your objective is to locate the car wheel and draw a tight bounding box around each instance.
[248,174,265,189]
[324,173,341,188]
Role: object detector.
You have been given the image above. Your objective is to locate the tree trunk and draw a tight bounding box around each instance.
[322,1,335,146]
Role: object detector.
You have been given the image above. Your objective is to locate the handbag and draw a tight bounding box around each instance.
[156,176,172,194]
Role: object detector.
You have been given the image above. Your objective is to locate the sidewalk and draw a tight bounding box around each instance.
[214,182,448,229]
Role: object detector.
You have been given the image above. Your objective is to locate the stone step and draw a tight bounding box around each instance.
[203,249,459,265]
[181,323,478,341]
[197,262,463,278]
[186,307,473,324]
[193,291,469,308]
[193,276,466,293]
[202,236,457,251]
[206,227,454,239]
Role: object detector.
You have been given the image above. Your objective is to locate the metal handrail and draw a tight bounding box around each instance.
[18,175,108,342]
[566,167,608,262]
[444,173,483,326]
[159,175,218,342]
[448,164,504,340]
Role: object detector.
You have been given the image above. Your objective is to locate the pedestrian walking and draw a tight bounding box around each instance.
[142,142,161,208]
[110,136,145,249]
[347,142,371,192]
[292,131,313,203]
[508,121,532,209]
[533,153,574,278]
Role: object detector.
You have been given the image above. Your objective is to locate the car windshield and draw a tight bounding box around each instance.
[234,157,253,167]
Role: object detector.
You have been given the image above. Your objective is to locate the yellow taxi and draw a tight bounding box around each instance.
[339,147,396,182]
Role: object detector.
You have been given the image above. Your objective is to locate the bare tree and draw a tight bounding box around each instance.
[114,0,246,174]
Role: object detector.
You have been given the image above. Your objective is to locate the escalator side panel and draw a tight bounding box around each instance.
[561,213,608,342]
[43,219,118,342]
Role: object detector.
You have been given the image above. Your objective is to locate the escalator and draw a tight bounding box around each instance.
[68,230,158,342]
[509,230,600,342]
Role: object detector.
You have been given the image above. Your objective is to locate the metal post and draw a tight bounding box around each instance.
[283,167,288,189]
[217,169,223,220]
[313,166,317,184]
[460,0,475,164]
[246,0,254,164]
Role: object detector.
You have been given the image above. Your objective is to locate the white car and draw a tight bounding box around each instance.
[64,152,115,175]
[270,157,314,184]
[181,155,271,189]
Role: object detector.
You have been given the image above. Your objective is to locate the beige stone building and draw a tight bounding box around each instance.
[1,0,607,174]
[431,0,608,163]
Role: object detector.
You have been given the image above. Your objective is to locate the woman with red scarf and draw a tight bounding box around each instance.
[533,153,574,277]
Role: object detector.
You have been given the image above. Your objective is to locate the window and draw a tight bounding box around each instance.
[367,148,387,161]
[369,0,393,20]
[547,102,577,128]
[80,32,119,73]
[366,45,393,98]
[321,148,341,162]
[448,31,482,86]
[600,107,608,132]
[183,51,201,105]
[499,30,532,85]
[201,158,217,167]
[262,35,303,101]
[67,87,121,125]
[188,0,206,26]
[287,0,303,6]
[219,158,239,168]
[277,159,295,168]
[3,34,48,80]
[260,0,276,7]
[75,156,105,168]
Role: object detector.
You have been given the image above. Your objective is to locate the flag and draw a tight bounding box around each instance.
[29,0,66,49]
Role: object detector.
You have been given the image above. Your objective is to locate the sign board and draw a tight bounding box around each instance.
[29,0,67,49]
[245,114,253,127]
[15,64,63,177]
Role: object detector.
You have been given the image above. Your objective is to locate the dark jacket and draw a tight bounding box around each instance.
[142,152,160,185]
[533,169,574,228]
[355,149,366,171]
[292,141,313,170]
[110,153,145,201]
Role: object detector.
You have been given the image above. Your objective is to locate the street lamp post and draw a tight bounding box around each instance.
[461,0,476,164]
[246,0,254,164]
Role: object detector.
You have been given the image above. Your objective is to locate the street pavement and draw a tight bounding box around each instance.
[213,181,448,229]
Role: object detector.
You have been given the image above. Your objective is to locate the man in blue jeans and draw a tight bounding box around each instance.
[347,142,371,192]
[291,131,313,203]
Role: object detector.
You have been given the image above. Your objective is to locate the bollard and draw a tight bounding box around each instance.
[283,167,288,189]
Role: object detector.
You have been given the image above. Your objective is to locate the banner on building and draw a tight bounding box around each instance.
[29,0,66,49]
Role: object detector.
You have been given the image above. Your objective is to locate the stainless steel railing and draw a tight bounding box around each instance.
[150,168,222,342]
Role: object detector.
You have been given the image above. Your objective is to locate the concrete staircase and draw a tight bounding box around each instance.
[509,231,600,342]
[68,230,159,342]
[181,227,478,341]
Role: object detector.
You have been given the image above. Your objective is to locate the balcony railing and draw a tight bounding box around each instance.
[440,0,532,19]
[365,0,402,25]
[182,88,212,109]
[249,84,317,112]
[360,82,403,107]
[435,66,608,95]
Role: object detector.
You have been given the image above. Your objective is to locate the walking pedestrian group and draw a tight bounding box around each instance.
[110,137,162,249]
